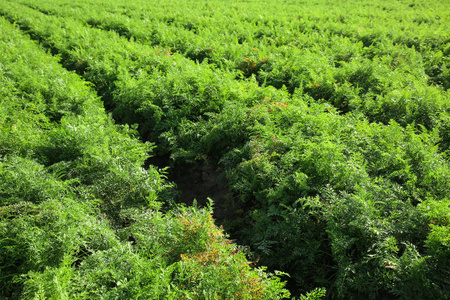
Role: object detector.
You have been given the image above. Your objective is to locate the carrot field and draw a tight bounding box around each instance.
[1,0,449,299]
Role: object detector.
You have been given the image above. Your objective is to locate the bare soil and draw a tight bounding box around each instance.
[146,155,234,224]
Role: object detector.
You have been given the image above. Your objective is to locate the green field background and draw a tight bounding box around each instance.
[1,0,449,299]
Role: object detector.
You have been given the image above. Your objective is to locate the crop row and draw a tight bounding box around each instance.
[3,0,450,152]
[0,0,293,161]
[14,0,450,92]
[0,16,290,299]
[1,0,450,298]
[17,0,450,52]
[10,0,450,142]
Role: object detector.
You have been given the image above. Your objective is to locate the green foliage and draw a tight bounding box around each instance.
[0,13,289,299]
[0,157,69,205]
[0,198,119,297]
[299,288,327,300]
[1,0,449,298]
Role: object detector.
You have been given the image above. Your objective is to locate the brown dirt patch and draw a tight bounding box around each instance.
[146,155,233,224]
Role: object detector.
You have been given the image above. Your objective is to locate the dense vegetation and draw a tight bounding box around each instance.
[1,0,449,299]
[0,14,289,300]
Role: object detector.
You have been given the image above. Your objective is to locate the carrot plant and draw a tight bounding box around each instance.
[1,0,449,298]
[0,16,290,299]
